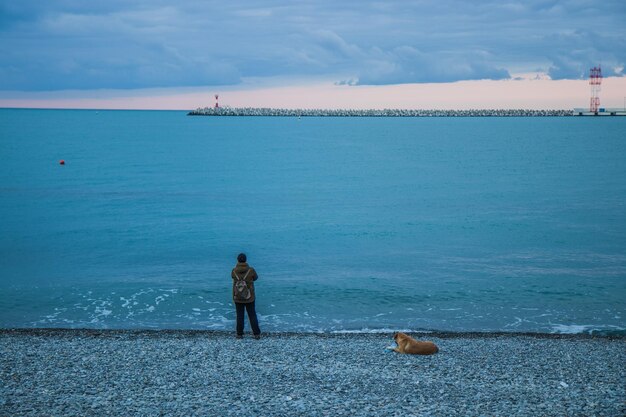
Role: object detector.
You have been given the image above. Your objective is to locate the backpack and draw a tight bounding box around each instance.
[234,269,252,301]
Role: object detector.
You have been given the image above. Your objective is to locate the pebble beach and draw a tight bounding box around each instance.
[1,329,624,416]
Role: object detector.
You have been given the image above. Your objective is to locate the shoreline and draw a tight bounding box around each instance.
[2,327,625,340]
[2,328,624,415]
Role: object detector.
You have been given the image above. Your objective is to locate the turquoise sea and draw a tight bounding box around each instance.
[1,109,625,334]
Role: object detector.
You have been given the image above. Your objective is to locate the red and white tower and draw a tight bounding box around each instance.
[589,66,602,113]
[215,94,219,108]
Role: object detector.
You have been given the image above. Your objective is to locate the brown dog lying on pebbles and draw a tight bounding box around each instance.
[389,332,439,355]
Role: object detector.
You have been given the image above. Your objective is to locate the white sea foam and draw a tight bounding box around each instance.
[551,324,625,334]
[330,328,429,334]
[504,317,524,328]
[551,324,596,334]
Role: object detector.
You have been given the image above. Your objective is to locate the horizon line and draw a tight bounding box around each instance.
[0,106,578,111]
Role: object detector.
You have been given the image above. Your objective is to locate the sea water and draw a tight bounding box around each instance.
[1,109,625,334]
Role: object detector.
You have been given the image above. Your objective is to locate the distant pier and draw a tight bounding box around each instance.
[188,107,577,117]
[573,108,626,116]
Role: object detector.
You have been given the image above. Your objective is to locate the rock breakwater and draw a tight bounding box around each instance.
[188,107,573,117]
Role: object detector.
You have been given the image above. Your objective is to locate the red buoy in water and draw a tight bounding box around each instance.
[59,160,65,165]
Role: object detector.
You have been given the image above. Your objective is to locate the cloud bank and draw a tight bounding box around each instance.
[0,0,624,91]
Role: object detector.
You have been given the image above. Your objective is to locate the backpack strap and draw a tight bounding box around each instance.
[235,269,251,281]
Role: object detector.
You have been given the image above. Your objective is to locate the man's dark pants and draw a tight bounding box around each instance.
[235,301,260,336]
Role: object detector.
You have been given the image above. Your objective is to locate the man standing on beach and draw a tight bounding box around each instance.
[232,253,261,339]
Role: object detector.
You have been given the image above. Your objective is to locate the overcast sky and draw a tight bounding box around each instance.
[0,0,624,108]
